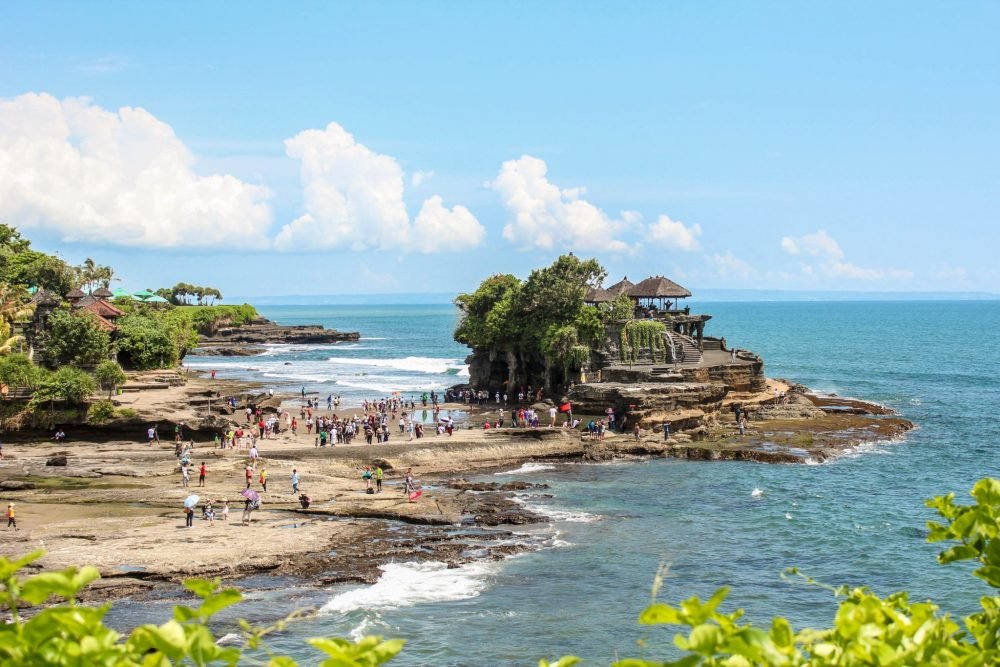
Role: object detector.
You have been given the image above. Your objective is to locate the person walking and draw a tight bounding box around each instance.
[375,465,383,493]
[259,468,268,492]
[198,462,206,487]
[291,469,300,494]
[181,464,190,487]
[662,420,670,441]
[184,506,194,528]
[6,503,16,531]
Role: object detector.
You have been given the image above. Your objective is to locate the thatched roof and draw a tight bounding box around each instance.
[627,276,692,299]
[584,287,614,303]
[607,277,635,296]
[65,287,86,299]
[30,289,60,306]
[92,286,114,299]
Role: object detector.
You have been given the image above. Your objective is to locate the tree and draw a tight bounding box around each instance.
[30,366,96,407]
[0,283,33,353]
[43,309,111,367]
[115,313,179,369]
[94,360,127,398]
[0,353,44,389]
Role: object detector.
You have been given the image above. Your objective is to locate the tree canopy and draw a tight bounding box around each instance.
[454,254,607,375]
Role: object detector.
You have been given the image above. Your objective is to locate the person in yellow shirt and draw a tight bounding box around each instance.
[6,503,16,531]
[259,468,268,492]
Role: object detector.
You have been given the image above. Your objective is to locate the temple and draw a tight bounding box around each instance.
[464,274,767,427]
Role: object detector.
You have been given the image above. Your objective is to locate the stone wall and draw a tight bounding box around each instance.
[568,381,729,429]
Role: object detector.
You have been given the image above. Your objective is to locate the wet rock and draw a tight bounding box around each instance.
[0,480,35,490]
[46,455,68,466]
[448,480,547,491]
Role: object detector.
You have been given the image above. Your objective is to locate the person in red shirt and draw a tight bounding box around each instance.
[198,462,206,487]
[244,466,253,488]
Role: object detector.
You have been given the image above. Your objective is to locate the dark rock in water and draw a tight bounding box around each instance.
[0,480,35,490]
[449,480,548,491]
[46,455,68,466]
[370,459,393,471]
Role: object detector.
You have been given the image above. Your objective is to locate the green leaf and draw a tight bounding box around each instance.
[640,603,682,625]
[199,588,243,618]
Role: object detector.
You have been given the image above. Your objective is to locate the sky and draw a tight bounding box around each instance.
[1,2,998,297]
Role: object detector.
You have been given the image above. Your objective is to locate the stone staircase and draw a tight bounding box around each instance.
[649,332,703,374]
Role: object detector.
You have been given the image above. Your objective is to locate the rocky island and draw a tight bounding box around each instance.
[191,316,360,356]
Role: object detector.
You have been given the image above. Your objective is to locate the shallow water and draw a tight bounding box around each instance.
[108,300,1000,665]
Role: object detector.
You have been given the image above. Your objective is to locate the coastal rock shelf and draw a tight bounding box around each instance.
[192,317,360,356]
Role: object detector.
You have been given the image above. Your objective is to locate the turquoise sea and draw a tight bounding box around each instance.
[114,299,1000,665]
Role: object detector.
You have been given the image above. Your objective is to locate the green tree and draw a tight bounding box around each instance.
[94,359,127,398]
[29,366,96,407]
[43,309,111,367]
[0,283,33,353]
[0,353,45,389]
[115,313,180,369]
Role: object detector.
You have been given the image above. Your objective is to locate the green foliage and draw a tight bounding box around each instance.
[164,282,225,305]
[604,292,635,322]
[44,308,112,367]
[455,255,606,371]
[29,366,96,407]
[620,320,667,364]
[94,359,127,398]
[0,225,78,293]
[0,551,404,666]
[115,313,180,370]
[86,398,117,424]
[2,478,1000,665]
[0,353,45,389]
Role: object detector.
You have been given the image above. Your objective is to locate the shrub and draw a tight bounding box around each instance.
[29,366,96,408]
[94,359,127,398]
[43,309,111,367]
[86,399,116,424]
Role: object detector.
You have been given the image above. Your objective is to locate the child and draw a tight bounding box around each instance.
[6,503,16,531]
[221,499,229,521]
[198,462,206,487]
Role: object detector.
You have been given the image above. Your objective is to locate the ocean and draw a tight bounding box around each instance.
[111,299,1000,665]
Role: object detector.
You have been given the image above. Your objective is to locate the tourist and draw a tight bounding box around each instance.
[181,464,190,487]
[51,429,66,443]
[249,444,259,468]
[291,468,300,494]
[6,503,15,531]
[184,505,194,528]
[662,420,670,441]
[147,426,157,446]
[221,499,229,521]
[0,440,4,459]
[548,406,557,427]
[198,462,207,487]
[375,465,383,493]
[299,492,312,508]
[403,468,414,495]
[633,424,641,440]
[738,415,747,436]
[241,498,254,525]
[244,466,253,488]
[203,500,215,525]
[259,468,268,492]
[362,467,373,493]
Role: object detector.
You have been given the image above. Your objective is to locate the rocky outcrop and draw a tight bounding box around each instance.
[191,318,360,358]
[568,381,729,429]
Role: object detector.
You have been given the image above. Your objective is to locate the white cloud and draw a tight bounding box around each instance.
[411,169,435,187]
[488,155,631,252]
[0,92,273,249]
[412,195,486,252]
[275,122,410,251]
[780,229,912,281]
[704,251,756,280]
[275,122,483,254]
[648,214,702,251]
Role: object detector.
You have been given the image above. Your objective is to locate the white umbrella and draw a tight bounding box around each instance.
[184,494,200,508]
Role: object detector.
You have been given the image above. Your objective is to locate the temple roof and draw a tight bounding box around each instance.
[83,300,125,319]
[30,289,60,306]
[627,276,692,299]
[584,287,614,303]
[65,287,86,299]
[606,277,635,296]
[92,286,114,299]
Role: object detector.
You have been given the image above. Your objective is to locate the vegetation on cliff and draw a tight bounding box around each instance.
[2,478,998,665]
[454,254,609,384]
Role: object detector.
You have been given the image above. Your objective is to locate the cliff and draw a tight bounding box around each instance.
[191,317,360,356]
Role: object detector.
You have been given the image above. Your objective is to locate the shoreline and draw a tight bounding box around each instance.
[0,372,913,605]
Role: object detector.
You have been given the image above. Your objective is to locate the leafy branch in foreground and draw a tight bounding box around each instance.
[3,479,1000,666]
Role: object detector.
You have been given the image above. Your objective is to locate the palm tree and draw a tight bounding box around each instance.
[0,283,34,353]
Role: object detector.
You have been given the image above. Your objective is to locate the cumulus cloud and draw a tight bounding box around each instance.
[488,155,631,252]
[412,195,485,252]
[275,122,484,253]
[780,229,912,281]
[648,214,702,251]
[0,92,273,248]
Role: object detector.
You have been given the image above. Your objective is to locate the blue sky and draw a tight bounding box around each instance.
[1,2,997,296]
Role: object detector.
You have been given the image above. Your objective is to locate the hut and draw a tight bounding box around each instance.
[627,276,692,311]
[92,286,114,300]
[583,287,614,305]
[606,277,635,297]
[64,287,86,305]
